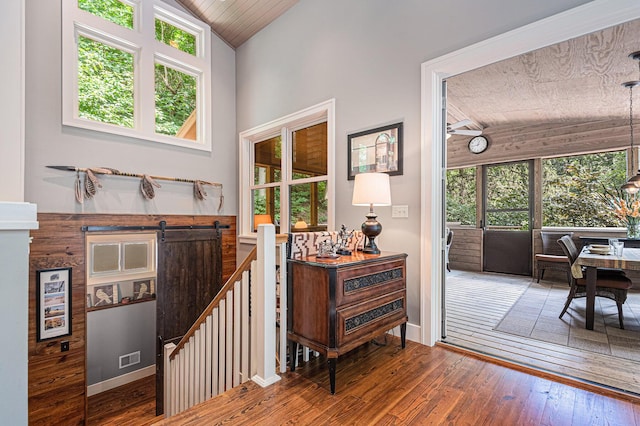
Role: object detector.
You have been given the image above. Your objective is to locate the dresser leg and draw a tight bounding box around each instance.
[328,358,337,394]
[401,323,406,348]
[289,341,298,371]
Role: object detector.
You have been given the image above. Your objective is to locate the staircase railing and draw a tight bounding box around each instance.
[163,225,286,417]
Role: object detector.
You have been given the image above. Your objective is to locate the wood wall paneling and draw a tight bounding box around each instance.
[448,227,483,272]
[28,213,236,425]
[447,120,635,169]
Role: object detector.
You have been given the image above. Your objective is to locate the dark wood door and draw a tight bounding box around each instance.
[155,229,222,415]
[482,161,533,276]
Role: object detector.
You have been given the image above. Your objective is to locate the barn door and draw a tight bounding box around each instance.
[155,229,222,415]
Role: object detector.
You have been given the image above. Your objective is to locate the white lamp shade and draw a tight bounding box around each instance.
[352,172,391,206]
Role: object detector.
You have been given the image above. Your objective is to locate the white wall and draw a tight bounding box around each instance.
[24,0,237,216]
[235,0,593,326]
[1,0,25,202]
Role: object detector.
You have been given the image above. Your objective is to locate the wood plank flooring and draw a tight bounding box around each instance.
[87,375,159,426]
[154,337,640,425]
[444,270,640,395]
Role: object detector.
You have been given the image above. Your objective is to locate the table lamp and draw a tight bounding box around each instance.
[253,214,272,231]
[352,172,391,254]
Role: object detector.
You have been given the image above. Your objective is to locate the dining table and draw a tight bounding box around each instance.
[573,246,640,330]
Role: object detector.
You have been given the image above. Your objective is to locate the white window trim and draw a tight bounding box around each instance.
[62,0,212,151]
[239,99,336,242]
[86,232,157,285]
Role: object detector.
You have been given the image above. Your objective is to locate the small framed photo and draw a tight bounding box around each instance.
[36,267,72,342]
[92,283,118,307]
[347,122,403,180]
[133,279,155,301]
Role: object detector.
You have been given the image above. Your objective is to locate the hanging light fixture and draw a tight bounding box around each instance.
[622,51,640,194]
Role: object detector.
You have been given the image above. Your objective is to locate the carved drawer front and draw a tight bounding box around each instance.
[336,289,406,348]
[336,258,405,307]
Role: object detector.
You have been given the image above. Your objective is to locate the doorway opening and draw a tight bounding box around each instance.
[423,2,640,394]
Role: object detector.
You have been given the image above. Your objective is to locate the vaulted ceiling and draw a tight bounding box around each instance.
[176,0,298,48]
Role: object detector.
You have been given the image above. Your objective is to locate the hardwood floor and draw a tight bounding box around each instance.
[444,270,640,395]
[87,375,159,425]
[91,270,640,425]
[154,337,640,425]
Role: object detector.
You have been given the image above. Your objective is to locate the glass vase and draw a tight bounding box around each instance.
[627,222,640,239]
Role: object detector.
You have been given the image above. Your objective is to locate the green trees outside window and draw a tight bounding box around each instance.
[446,151,627,228]
[543,151,626,227]
[446,167,476,225]
[75,0,200,141]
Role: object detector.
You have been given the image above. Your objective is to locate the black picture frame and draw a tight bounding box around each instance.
[347,122,403,180]
[36,267,72,342]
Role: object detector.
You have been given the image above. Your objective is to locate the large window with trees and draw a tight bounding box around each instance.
[542,151,626,227]
[447,151,627,229]
[446,167,476,225]
[239,100,335,238]
[62,0,212,151]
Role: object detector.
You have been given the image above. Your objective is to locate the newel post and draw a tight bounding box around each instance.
[251,224,281,387]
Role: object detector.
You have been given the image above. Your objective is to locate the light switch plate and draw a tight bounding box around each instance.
[392,205,409,218]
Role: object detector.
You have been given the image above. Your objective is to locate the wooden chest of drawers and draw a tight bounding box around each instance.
[287,251,407,393]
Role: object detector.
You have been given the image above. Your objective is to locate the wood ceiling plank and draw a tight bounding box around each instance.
[227,0,296,47]
[215,0,262,37]
[446,19,640,133]
[179,0,298,48]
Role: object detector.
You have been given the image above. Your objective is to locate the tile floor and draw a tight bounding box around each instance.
[495,281,640,361]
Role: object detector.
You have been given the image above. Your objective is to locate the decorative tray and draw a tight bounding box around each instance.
[588,244,611,255]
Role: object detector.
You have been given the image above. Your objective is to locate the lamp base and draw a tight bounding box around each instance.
[361,212,382,254]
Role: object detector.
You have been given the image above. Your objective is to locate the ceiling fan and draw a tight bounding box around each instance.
[447,119,483,136]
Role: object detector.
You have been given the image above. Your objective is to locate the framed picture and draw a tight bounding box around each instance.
[133,279,155,301]
[92,283,118,307]
[347,122,403,180]
[36,267,72,342]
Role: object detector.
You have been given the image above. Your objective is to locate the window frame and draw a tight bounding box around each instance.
[239,99,336,241]
[62,0,212,151]
[540,149,628,229]
[86,232,157,285]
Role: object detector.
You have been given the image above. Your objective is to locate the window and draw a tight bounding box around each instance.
[542,151,626,227]
[239,100,335,238]
[63,0,212,151]
[86,233,157,309]
[446,167,476,225]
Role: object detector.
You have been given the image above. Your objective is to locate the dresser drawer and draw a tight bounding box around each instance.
[336,289,406,350]
[335,258,405,307]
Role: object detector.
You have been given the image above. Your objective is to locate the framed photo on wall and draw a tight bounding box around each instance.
[36,267,72,341]
[92,283,118,307]
[347,122,403,180]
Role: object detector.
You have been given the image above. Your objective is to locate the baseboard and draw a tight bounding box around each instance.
[390,322,421,344]
[87,365,155,397]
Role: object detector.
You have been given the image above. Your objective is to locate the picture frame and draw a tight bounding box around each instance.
[133,279,155,301]
[92,283,118,307]
[36,267,72,342]
[347,122,403,180]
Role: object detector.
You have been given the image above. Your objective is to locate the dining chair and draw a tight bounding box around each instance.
[535,231,573,284]
[557,235,632,329]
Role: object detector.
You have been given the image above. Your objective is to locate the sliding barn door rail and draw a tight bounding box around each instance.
[81,220,230,240]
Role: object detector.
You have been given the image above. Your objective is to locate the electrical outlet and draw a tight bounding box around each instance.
[392,205,409,218]
[61,341,69,352]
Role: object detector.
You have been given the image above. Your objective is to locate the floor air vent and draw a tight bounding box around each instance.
[119,351,141,369]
